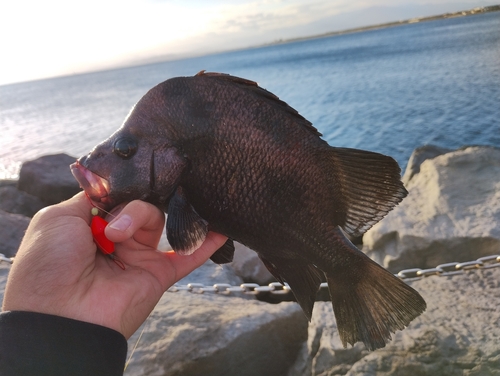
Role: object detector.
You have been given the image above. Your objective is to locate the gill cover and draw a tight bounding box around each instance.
[151,147,187,203]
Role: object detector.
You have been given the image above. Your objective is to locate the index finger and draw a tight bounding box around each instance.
[163,231,228,284]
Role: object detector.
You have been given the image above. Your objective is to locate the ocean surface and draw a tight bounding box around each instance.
[1,11,499,180]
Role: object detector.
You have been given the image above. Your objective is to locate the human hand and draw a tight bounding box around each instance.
[2,192,227,338]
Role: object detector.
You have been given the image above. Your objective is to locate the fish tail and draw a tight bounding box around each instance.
[325,232,426,351]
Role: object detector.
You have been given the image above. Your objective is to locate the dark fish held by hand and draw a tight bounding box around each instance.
[71,71,426,351]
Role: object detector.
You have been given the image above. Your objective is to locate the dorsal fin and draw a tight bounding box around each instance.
[195,71,322,137]
[327,147,408,237]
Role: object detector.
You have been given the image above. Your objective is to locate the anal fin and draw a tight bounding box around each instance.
[259,255,323,321]
[166,186,208,255]
[210,238,235,264]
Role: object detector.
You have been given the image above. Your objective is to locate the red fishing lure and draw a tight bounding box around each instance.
[88,199,125,269]
[90,215,115,255]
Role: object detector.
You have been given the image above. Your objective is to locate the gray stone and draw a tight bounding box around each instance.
[289,267,500,376]
[125,239,307,376]
[0,180,17,188]
[177,258,245,288]
[0,264,10,306]
[230,242,274,284]
[401,144,452,184]
[363,146,500,272]
[0,210,30,257]
[125,293,308,376]
[288,302,366,376]
[18,153,80,204]
[0,185,46,217]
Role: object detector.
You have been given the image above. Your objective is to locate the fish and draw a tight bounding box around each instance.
[71,71,426,351]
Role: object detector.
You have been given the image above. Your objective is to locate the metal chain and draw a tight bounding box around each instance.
[0,254,13,265]
[168,254,500,295]
[2,253,499,296]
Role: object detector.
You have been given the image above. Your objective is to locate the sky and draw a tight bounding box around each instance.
[0,0,497,86]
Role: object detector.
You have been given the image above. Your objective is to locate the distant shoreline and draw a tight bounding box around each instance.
[262,4,500,47]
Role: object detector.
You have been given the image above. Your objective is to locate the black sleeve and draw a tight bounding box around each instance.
[0,311,127,376]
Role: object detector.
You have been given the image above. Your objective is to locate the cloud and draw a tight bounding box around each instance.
[1,0,497,85]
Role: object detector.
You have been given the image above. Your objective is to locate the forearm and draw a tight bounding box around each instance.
[0,311,127,376]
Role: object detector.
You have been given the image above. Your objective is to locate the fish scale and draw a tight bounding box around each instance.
[71,71,426,351]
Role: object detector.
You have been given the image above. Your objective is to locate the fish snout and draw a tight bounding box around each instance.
[70,160,111,206]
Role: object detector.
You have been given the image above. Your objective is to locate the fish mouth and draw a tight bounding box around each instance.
[70,161,111,205]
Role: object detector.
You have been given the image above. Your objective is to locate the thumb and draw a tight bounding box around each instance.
[104,200,165,244]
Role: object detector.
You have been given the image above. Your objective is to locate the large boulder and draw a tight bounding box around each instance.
[363,146,500,272]
[124,257,306,375]
[0,210,30,257]
[0,185,46,217]
[124,293,307,376]
[401,144,452,184]
[289,266,500,375]
[17,154,80,205]
[230,242,274,284]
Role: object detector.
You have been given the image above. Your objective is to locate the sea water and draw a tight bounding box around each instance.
[1,11,499,179]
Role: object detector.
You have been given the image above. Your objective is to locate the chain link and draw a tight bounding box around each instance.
[396,255,500,280]
[0,254,13,265]
[165,253,500,296]
[2,253,499,297]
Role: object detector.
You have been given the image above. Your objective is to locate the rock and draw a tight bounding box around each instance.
[17,153,80,204]
[289,266,500,375]
[0,185,47,217]
[0,180,17,188]
[177,258,245,288]
[0,264,10,306]
[0,210,30,257]
[363,146,500,272]
[157,226,170,252]
[125,293,307,376]
[402,144,452,184]
[288,301,367,376]
[125,249,307,375]
[230,242,274,284]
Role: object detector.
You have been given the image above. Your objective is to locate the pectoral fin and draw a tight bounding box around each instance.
[210,238,235,264]
[166,187,208,255]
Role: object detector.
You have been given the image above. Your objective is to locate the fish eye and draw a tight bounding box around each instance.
[113,137,138,159]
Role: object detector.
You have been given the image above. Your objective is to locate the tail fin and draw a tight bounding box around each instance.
[327,257,426,351]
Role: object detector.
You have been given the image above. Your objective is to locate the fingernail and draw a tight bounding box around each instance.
[108,214,132,232]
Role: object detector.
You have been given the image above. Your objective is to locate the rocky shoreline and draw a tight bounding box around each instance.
[1,145,499,375]
[265,5,500,48]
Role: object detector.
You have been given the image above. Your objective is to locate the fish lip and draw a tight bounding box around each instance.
[70,161,111,205]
